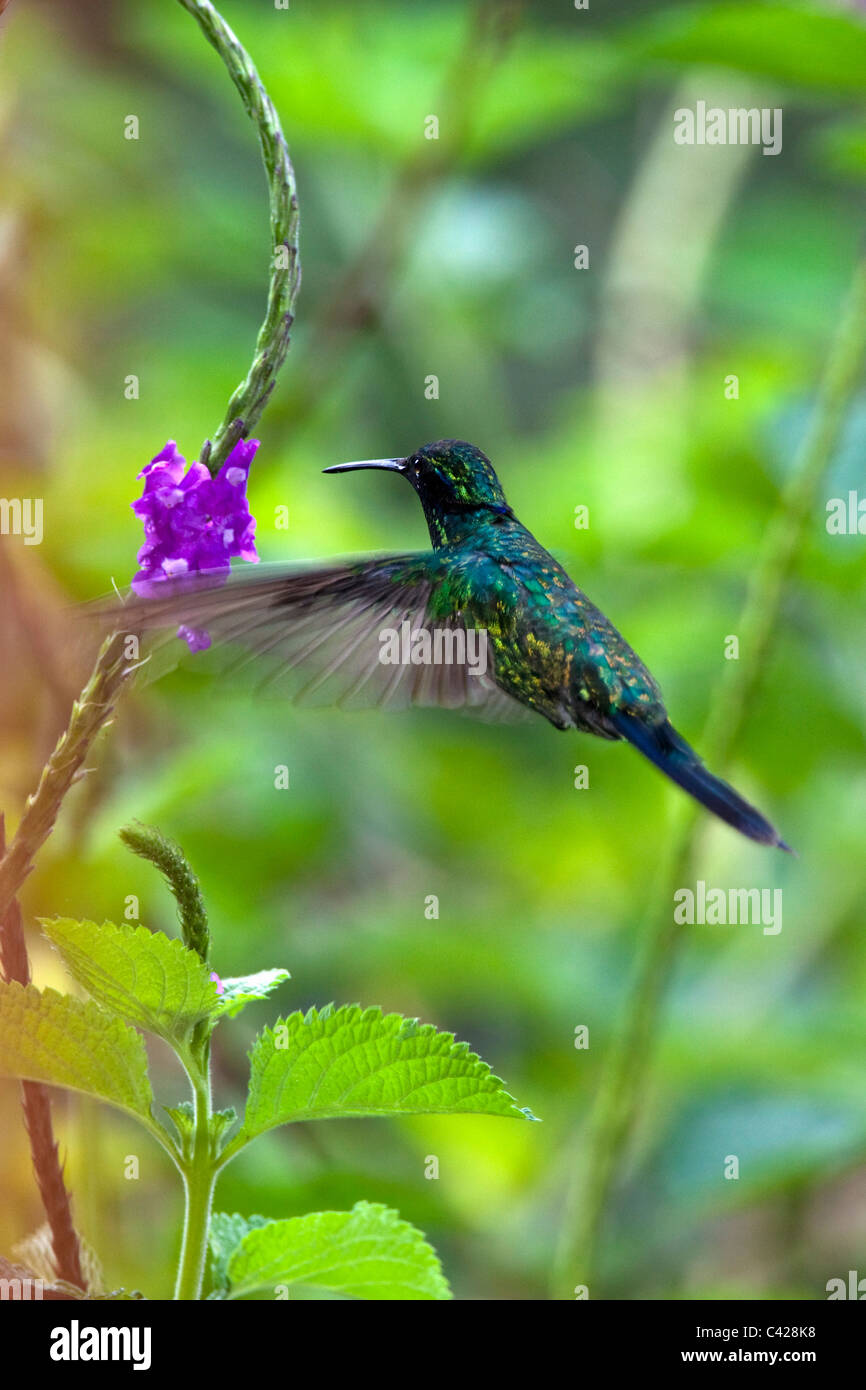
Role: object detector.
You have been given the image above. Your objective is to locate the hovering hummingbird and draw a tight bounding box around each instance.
[122,439,789,849]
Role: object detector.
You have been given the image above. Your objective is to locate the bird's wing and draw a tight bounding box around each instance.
[109,556,529,721]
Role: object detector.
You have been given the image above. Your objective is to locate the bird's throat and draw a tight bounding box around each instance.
[422,499,514,549]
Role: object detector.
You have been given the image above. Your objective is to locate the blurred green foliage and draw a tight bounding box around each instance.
[1,0,865,1299]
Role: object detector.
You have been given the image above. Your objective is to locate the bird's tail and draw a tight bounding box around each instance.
[608,712,791,851]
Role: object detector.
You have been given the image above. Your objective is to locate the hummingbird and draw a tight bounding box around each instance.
[122,439,789,850]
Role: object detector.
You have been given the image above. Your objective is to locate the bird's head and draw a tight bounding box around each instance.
[324,440,510,527]
[401,440,509,511]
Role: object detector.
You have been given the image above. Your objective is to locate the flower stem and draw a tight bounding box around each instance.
[173,1046,216,1301]
[176,0,301,475]
[0,819,85,1291]
[0,632,133,930]
[553,252,866,1298]
[0,633,134,1287]
[0,0,299,1297]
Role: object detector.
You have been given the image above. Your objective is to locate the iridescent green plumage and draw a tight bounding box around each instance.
[123,439,788,849]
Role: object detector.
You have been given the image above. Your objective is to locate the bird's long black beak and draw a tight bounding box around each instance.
[323,457,407,475]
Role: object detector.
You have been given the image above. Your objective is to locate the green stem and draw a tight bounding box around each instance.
[176,0,301,474]
[703,256,866,767]
[0,0,299,1298]
[553,252,866,1299]
[0,633,132,928]
[0,631,134,1287]
[173,1044,216,1301]
[166,0,302,1296]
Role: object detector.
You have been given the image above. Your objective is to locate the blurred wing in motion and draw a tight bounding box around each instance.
[107,557,528,722]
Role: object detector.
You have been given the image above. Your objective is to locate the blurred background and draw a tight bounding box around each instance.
[1,0,865,1300]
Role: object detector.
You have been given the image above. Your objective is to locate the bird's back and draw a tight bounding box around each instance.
[435,514,667,733]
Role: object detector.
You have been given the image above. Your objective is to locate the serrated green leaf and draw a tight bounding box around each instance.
[213,968,290,1020]
[0,982,153,1123]
[208,1212,270,1292]
[41,917,220,1047]
[163,1101,194,1150]
[164,1102,237,1159]
[211,1107,238,1148]
[237,1004,537,1143]
[225,1202,451,1301]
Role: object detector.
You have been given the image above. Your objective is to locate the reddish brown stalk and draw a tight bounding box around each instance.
[0,815,85,1290]
[0,630,132,1288]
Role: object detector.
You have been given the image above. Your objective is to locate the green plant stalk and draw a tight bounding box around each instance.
[0,0,300,1295]
[703,259,866,766]
[0,632,133,1287]
[0,633,132,930]
[0,820,85,1292]
[0,0,303,930]
[177,0,301,475]
[166,0,303,1293]
[174,1034,216,1300]
[554,252,866,1298]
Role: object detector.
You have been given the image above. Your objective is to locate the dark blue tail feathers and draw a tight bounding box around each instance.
[609,713,790,851]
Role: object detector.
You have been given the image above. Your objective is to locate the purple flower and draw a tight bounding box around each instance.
[176,624,212,654]
[132,437,259,650]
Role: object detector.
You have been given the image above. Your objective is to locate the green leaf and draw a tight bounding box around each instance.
[238,1004,537,1144]
[163,1100,194,1151]
[211,1107,239,1149]
[208,1212,270,1292]
[225,1202,451,1301]
[0,982,154,1123]
[629,2,866,95]
[466,35,628,161]
[810,118,866,184]
[164,1102,237,1159]
[138,8,627,163]
[213,968,290,1020]
[41,917,220,1047]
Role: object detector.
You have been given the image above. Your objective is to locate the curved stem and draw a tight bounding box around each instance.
[177,0,301,474]
[553,251,866,1299]
[0,0,301,1296]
